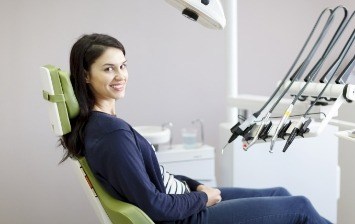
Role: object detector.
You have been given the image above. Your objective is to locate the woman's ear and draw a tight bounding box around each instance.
[84,71,90,83]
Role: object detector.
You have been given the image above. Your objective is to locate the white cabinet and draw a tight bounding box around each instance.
[156,145,216,187]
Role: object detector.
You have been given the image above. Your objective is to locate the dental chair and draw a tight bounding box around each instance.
[40,65,154,224]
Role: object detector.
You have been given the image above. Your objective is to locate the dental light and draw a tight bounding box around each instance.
[165,0,226,29]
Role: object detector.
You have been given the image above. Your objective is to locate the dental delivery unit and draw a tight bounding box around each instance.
[225,6,355,153]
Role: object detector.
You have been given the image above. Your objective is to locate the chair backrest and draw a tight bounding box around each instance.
[77,157,154,224]
[40,65,154,224]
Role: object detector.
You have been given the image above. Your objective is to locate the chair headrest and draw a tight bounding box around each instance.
[40,65,79,136]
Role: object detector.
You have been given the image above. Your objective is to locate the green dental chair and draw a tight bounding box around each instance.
[40,65,154,224]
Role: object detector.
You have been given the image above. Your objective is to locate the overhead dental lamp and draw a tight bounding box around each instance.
[165,0,226,29]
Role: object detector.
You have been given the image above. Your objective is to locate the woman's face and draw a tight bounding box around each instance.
[86,47,128,104]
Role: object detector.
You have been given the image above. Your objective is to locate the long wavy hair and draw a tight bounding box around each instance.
[60,33,126,163]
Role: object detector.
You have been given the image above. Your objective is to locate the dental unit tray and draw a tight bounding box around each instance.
[243,82,355,143]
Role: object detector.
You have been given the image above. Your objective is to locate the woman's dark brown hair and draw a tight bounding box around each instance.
[60,33,125,162]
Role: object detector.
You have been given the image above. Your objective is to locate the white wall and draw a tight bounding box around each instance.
[0,1,226,223]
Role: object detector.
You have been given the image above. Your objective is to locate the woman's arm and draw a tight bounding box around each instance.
[174,175,203,191]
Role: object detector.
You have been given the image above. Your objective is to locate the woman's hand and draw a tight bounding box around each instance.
[196,185,222,207]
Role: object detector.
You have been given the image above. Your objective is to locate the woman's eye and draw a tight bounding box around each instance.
[120,64,127,69]
[105,67,114,72]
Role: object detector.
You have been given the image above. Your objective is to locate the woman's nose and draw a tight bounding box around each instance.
[114,71,127,81]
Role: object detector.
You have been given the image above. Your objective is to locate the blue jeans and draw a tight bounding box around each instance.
[207,187,332,224]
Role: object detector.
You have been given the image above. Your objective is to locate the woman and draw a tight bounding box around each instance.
[60,33,332,224]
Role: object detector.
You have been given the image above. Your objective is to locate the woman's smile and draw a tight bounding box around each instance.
[110,82,125,91]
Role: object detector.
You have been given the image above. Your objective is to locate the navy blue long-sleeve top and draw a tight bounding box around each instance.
[84,111,208,223]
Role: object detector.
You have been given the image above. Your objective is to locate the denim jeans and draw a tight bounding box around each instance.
[207,187,332,224]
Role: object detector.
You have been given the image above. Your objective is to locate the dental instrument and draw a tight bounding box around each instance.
[225,8,333,150]
[270,6,349,152]
[241,113,271,150]
[283,13,355,152]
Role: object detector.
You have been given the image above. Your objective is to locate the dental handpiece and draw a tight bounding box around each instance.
[242,113,271,151]
[283,117,311,152]
[269,105,293,152]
